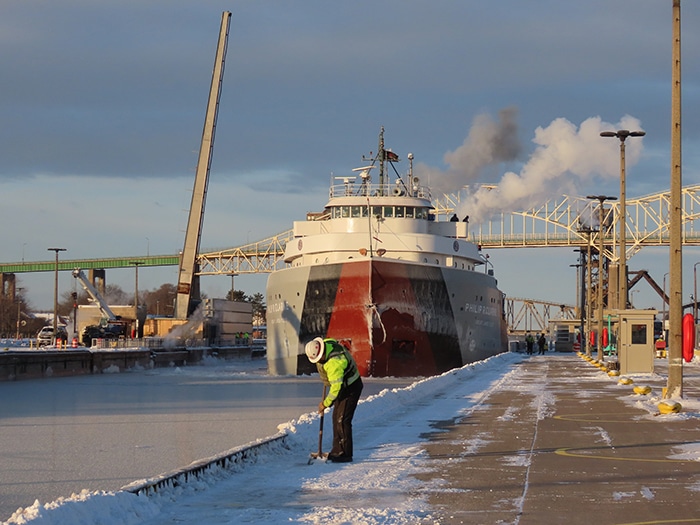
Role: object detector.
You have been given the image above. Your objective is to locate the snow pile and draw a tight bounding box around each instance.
[4,491,160,525]
[280,355,511,450]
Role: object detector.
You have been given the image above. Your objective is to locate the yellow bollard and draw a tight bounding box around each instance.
[658,400,682,414]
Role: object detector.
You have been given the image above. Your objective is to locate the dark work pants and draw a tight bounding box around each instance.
[330,378,363,458]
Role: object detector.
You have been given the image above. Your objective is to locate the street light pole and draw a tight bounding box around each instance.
[587,195,616,361]
[569,262,581,315]
[585,229,593,356]
[600,129,646,310]
[47,247,66,346]
[630,289,639,308]
[15,287,24,340]
[693,262,700,325]
[570,260,583,350]
[663,271,670,339]
[130,261,144,339]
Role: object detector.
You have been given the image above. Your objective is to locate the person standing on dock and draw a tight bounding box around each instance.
[525,332,535,355]
[305,337,363,462]
[537,333,547,355]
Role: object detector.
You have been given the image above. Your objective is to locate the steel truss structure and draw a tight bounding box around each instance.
[449,183,700,261]
[196,231,294,275]
[504,297,576,335]
[3,185,700,332]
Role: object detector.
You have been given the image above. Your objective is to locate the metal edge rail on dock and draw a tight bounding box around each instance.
[121,432,289,496]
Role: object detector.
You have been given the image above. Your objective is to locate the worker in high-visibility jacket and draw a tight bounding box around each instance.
[305,337,363,462]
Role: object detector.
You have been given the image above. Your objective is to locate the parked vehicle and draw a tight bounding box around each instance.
[37,326,68,347]
[72,268,130,347]
[81,323,127,346]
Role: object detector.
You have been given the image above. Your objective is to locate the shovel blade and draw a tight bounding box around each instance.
[308,452,328,464]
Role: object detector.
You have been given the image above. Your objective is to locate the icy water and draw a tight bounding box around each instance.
[0,356,413,520]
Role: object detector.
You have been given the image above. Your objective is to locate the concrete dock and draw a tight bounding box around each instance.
[414,354,700,524]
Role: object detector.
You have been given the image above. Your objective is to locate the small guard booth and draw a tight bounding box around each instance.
[617,309,657,375]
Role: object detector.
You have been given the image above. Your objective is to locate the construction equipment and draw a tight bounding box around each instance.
[175,11,232,319]
[72,269,128,345]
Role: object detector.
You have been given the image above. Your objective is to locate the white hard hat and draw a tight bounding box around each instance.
[305,337,325,363]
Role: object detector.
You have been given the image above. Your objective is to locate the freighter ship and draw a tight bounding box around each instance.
[266,129,508,377]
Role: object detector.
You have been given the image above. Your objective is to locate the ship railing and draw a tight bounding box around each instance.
[330,183,431,200]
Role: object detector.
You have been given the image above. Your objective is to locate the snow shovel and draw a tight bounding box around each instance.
[308,385,328,463]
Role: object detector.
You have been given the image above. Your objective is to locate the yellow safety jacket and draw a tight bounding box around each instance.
[316,340,360,408]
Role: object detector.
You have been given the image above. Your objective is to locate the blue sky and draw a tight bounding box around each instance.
[2,1,699,312]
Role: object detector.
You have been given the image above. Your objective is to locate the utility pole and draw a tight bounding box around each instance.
[667,0,683,398]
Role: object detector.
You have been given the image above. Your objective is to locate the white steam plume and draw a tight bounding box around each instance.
[417,111,644,224]
[416,107,522,195]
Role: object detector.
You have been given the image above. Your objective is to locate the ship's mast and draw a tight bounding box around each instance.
[378,126,385,196]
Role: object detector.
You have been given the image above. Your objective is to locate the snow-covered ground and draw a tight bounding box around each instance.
[4,352,700,525]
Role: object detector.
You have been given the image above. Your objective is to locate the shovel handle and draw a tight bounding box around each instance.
[317,384,327,456]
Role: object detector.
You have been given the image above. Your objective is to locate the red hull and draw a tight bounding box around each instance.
[308,259,470,377]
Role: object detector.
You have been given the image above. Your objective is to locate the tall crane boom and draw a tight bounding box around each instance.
[72,269,118,321]
[175,11,232,319]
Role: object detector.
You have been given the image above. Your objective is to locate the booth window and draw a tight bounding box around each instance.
[631,324,647,345]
